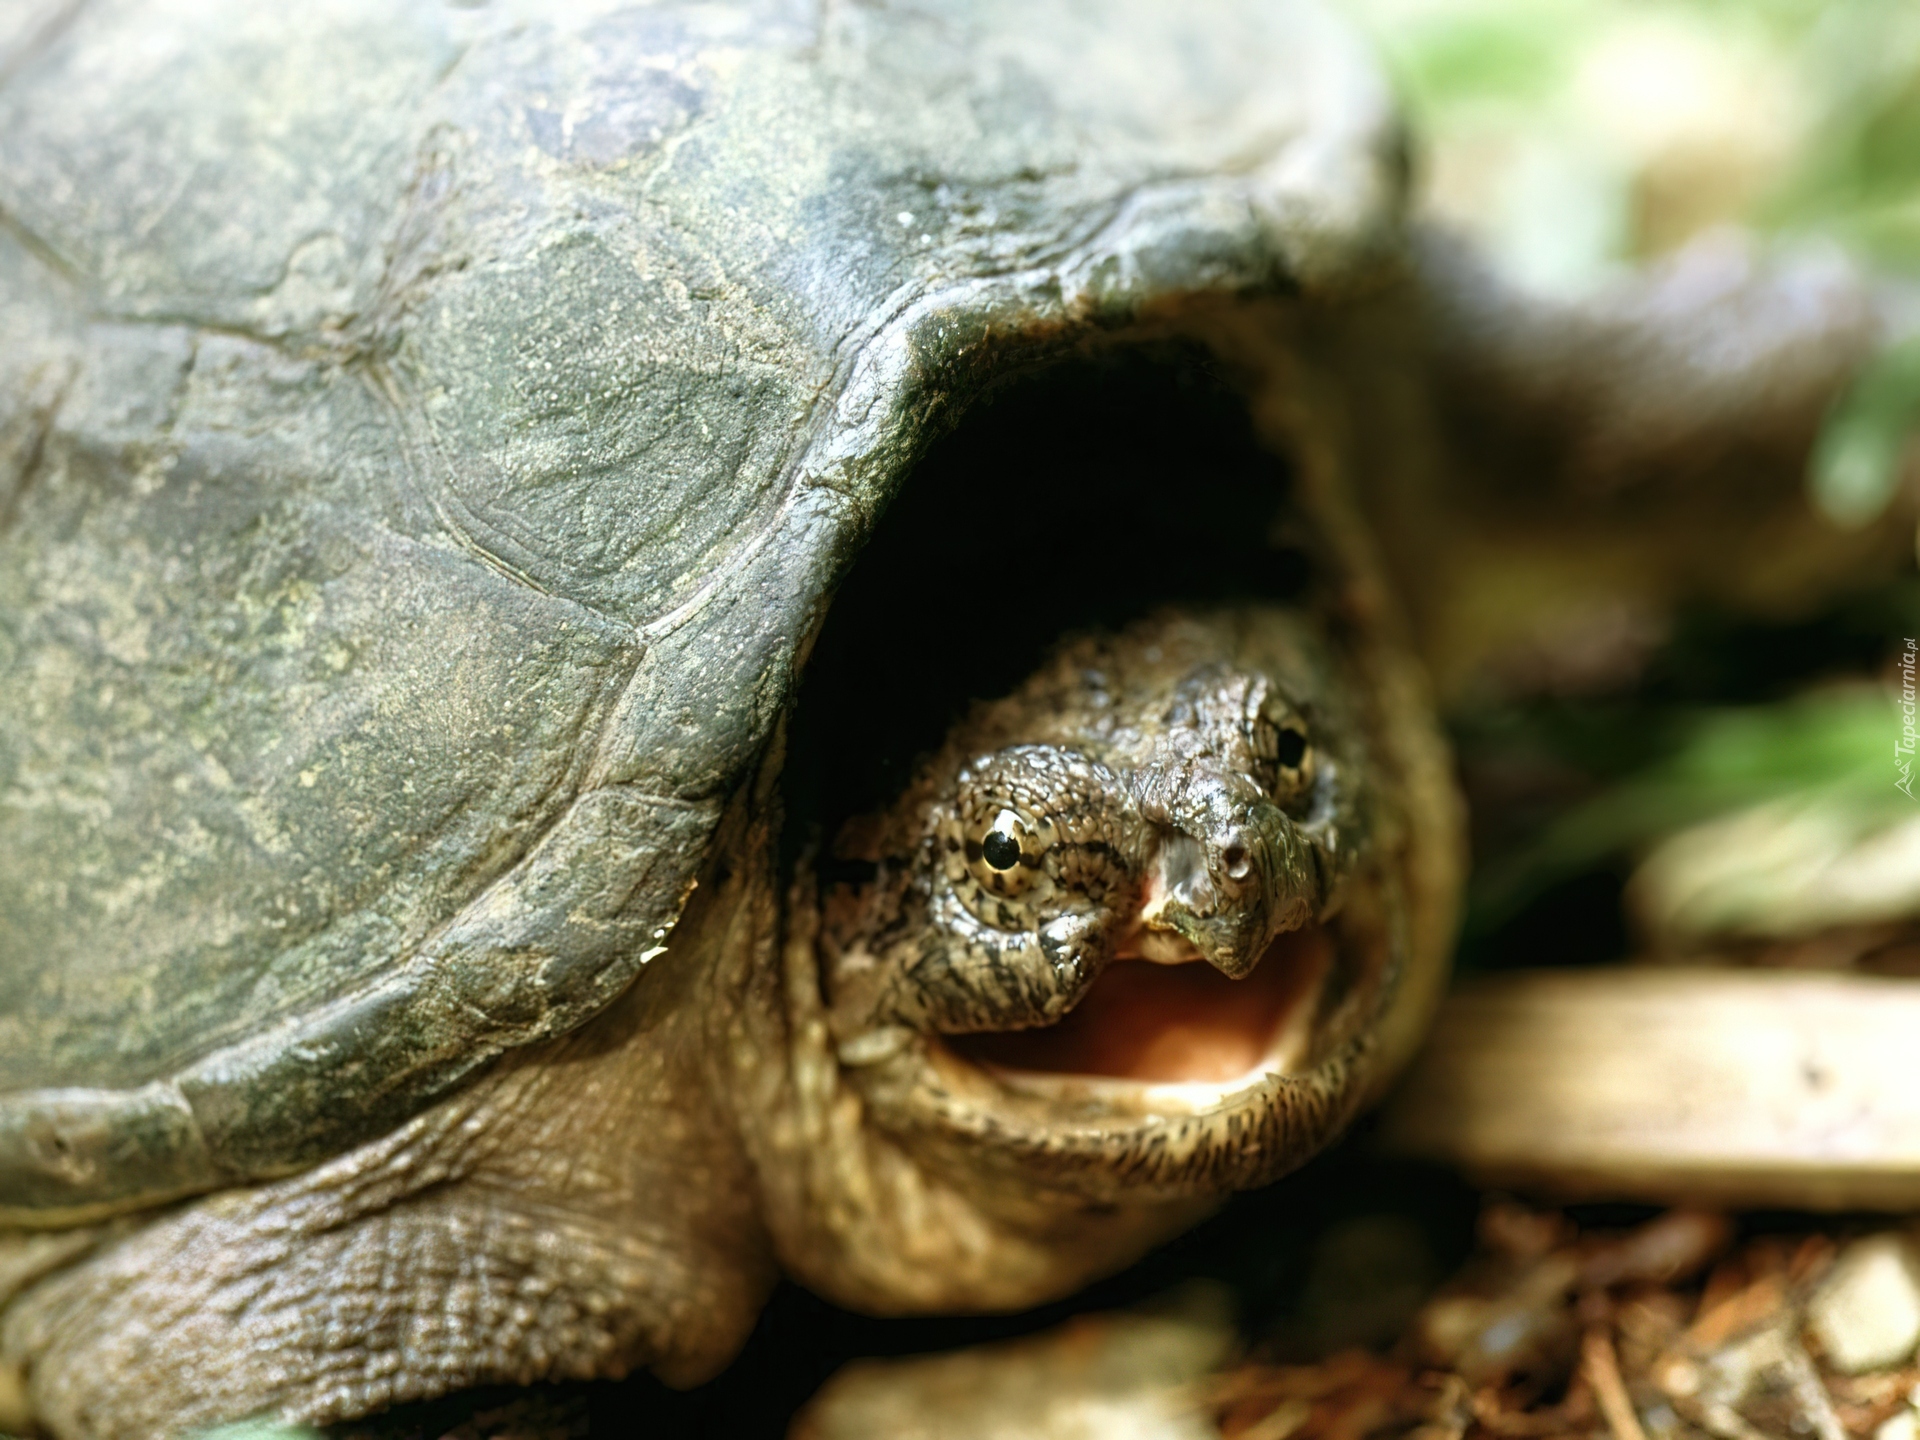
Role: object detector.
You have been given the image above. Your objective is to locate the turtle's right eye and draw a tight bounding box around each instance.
[965,808,1043,895]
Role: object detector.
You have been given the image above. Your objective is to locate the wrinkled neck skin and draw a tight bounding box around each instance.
[726,608,1398,1315]
[719,796,1218,1316]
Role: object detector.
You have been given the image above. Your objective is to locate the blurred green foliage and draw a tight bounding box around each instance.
[1467,688,1905,938]
[1453,573,1920,963]
[1342,0,1920,960]
[1811,336,1920,527]
[1344,0,1920,281]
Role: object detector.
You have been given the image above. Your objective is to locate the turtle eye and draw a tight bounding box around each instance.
[1271,724,1314,804]
[1276,725,1308,771]
[981,828,1022,871]
[1249,698,1315,805]
[965,808,1044,896]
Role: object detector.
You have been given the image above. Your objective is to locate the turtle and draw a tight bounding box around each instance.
[0,0,1901,1436]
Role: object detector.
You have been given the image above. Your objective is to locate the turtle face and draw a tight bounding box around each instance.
[813,607,1390,1209]
[824,624,1345,1048]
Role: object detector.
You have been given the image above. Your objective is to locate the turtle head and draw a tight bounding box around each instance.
[762,607,1403,1316]
[823,626,1352,1049]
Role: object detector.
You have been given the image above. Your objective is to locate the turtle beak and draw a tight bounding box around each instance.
[1126,789,1318,979]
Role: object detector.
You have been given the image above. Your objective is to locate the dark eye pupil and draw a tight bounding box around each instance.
[1276,727,1308,768]
[981,830,1022,870]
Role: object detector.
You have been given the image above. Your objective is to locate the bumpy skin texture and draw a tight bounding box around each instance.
[786,605,1413,1223]
[822,610,1363,1040]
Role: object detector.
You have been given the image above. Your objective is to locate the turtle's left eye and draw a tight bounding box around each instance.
[1276,725,1308,771]
[1249,697,1315,806]
[966,809,1043,895]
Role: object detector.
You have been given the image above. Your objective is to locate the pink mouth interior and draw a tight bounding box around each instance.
[949,925,1333,1083]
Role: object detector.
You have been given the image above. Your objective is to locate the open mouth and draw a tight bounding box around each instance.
[837,900,1388,1200]
[946,925,1334,1086]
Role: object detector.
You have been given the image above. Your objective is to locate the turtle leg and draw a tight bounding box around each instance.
[0,970,777,1440]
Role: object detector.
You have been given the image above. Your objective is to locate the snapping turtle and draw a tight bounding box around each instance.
[0,0,1897,1435]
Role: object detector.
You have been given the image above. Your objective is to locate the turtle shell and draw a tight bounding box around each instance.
[0,0,1405,1223]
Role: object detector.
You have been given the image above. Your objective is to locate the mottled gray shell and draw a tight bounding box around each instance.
[0,0,1403,1221]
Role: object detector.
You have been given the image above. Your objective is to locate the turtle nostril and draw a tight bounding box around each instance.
[1222,842,1252,881]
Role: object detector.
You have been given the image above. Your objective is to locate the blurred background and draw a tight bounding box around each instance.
[1346,0,1920,984]
[1350,0,1920,292]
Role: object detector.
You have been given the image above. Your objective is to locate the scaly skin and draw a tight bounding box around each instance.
[738,605,1420,1320]
[820,608,1368,1039]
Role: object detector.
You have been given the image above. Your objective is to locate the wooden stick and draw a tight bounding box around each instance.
[1582,1329,1650,1440]
[1379,969,1920,1212]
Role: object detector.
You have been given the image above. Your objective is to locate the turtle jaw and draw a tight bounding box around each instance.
[946,923,1334,1086]
[837,887,1396,1206]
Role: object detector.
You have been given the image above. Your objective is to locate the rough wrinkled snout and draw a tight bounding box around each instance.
[1128,770,1319,978]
